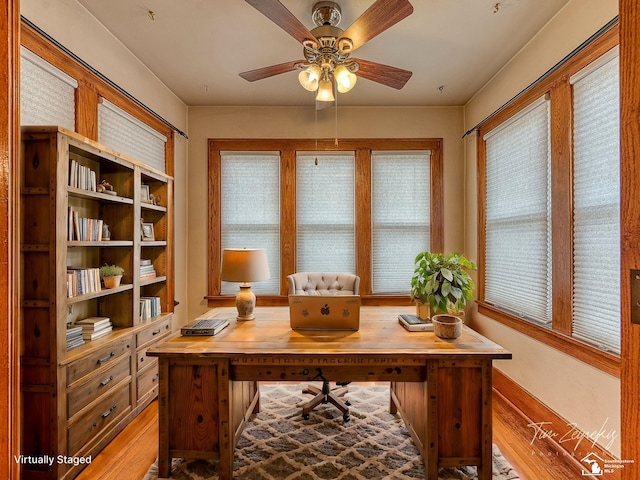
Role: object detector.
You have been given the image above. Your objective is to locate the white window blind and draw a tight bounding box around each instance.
[371,151,430,294]
[484,97,552,324]
[20,46,77,130]
[220,152,280,295]
[296,153,355,273]
[571,51,620,354]
[98,98,167,172]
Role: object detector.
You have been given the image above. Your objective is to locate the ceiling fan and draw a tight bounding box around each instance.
[240,0,414,105]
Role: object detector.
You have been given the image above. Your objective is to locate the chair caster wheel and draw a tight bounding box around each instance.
[303,414,310,420]
[343,414,350,422]
[345,400,351,406]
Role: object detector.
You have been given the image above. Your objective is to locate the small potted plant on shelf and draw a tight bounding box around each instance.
[410,251,476,338]
[99,264,124,289]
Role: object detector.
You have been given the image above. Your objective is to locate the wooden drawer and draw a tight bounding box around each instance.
[67,337,132,386]
[136,317,171,348]
[67,383,131,456]
[137,363,159,400]
[136,343,158,372]
[67,357,131,418]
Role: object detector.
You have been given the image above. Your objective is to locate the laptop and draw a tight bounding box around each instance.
[288,295,361,331]
[181,310,230,336]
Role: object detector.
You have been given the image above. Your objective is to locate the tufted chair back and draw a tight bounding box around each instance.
[287,272,360,296]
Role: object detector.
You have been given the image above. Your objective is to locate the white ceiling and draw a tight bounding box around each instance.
[76,0,570,107]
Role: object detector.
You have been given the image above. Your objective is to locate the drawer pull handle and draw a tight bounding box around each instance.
[152,329,161,335]
[100,376,113,387]
[97,352,115,365]
[101,405,117,418]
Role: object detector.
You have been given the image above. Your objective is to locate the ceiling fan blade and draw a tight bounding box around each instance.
[239,60,302,82]
[245,0,318,46]
[352,58,412,89]
[339,0,413,52]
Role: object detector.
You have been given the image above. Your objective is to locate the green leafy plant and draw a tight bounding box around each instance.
[99,264,124,278]
[410,252,476,314]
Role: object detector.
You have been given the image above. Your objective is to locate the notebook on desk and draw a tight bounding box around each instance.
[288,295,361,331]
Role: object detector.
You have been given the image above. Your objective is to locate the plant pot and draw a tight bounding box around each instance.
[415,302,430,320]
[102,275,122,289]
[432,314,463,339]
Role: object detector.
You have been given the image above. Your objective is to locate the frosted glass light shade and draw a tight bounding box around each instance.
[316,78,335,102]
[298,64,321,91]
[334,64,357,93]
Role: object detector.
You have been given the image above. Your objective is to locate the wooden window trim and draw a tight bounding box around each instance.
[207,138,443,307]
[476,24,620,376]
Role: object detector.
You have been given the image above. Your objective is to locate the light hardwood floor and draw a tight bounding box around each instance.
[77,388,585,480]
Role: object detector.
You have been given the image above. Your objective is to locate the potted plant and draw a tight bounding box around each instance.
[99,264,124,289]
[410,252,476,337]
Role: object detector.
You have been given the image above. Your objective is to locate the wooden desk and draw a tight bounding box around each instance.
[147,307,511,479]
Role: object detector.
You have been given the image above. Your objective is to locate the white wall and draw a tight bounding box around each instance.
[186,106,465,319]
[20,0,190,326]
[464,0,621,457]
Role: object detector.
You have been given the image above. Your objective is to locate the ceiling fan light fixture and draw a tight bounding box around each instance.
[316,76,335,102]
[334,64,357,93]
[299,64,322,91]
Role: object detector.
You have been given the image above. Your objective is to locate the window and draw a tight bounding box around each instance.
[483,97,552,325]
[20,46,77,130]
[220,152,281,295]
[98,98,167,173]
[477,28,620,374]
[207,139,443,302]
[296,153,355,272]
[371,151,431,294]
[571,49,620,354]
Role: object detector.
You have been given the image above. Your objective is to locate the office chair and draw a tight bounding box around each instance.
[287,272,359,422]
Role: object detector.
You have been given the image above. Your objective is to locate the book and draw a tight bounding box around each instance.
[398,314,434,332]
[82,325,113,340]
[76,316,112,331]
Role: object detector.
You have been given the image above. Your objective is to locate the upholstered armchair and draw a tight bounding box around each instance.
[287,272,360,296]
[287,272,360,422]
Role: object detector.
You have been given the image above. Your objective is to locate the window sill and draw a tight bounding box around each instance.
[477,302,620,377]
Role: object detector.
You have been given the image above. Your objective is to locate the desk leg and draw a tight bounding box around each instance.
[217,359,233,480]
[157,358,171,478]
[478,360,493,480]
[425,360,439,479]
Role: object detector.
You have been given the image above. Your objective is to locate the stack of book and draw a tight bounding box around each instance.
[68,207,104,241]
[140,259,157,281]
[140,297,161,320]
[76,316,113,341]
[66,325,85,351]
[66,267,101,297]
[69,159,97,192]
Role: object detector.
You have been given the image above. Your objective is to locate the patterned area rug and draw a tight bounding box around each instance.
[144,384,519,480]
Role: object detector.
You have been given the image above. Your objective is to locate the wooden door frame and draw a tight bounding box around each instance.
[620,1,640,478]
[1,1,19,479]
[1,3,638,480]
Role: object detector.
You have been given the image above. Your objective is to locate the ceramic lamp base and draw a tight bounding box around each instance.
[235,284,256,321]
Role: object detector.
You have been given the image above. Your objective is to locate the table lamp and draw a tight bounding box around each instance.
[220,248,270,321]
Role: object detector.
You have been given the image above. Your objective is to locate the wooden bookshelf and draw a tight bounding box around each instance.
[19,126,174,479]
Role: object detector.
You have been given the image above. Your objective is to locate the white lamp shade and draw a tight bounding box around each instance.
[335,64,357,93]
[220,248,270,283]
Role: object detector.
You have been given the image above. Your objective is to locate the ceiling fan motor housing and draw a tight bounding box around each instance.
[312,1,342,27]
